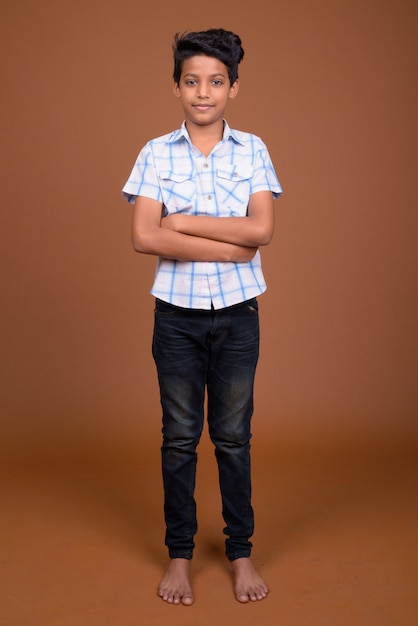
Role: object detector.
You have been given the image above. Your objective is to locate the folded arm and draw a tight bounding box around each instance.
[161,190,275,247]
[131,196,257,263]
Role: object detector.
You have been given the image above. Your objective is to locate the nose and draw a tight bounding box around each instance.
[197,82,209,98]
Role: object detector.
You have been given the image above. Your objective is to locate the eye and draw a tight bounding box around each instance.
[212,79,223,86]
[185,79,197,86]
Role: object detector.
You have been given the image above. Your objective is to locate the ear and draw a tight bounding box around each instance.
[173,81,181,98]
[229,79,239,100]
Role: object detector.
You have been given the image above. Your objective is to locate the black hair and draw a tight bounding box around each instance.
[172,28,244,86]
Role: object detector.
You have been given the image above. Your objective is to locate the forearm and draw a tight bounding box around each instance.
[132,223,256,263]
[163,214,272,247]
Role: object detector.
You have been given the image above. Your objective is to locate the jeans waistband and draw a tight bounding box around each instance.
[155,298,257,313]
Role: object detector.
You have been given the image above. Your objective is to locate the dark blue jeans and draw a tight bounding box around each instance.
[152,297,260,562]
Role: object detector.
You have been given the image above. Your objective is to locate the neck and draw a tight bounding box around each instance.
[185,119,224,155]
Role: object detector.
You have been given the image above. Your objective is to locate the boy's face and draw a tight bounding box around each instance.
[173,55,239,128]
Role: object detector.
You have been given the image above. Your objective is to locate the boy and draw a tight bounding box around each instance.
[122,28,282,605]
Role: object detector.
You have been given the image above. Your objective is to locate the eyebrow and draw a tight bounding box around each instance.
[183,72,226,78]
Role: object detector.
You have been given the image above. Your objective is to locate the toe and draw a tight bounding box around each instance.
[182,595,194,606]
[237,592,250,603]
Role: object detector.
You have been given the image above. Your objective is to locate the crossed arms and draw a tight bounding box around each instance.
[131,190,274,263]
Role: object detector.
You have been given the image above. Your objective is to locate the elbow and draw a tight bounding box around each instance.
[258,232,273,246]
[254,225,274,247]
[246,214,274,246]
[131,232,144,253]
[131,230,152,254]
[132,240,145,254]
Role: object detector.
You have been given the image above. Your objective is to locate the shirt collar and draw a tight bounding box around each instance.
[167,120,244,146]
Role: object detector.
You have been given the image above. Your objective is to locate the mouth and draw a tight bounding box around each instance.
[193,104,213,111]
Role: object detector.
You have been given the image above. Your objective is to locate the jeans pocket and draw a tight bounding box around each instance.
[246,298,258,314]
[154,298,178,316]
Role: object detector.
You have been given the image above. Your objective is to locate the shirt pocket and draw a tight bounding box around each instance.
[216,164,254,216]
[159,170,196,214]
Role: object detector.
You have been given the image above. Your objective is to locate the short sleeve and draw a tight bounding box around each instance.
[251,141,283,199]
[122,143,163,204]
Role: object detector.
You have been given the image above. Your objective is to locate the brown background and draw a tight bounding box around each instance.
[1,1,418,624]
[1,0,417,447]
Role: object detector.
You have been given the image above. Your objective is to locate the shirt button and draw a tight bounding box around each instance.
[207,195,212,200]
[203,163,209,169]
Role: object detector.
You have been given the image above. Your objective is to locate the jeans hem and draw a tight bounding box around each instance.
[168,551,193,560]
[226,550,252,562]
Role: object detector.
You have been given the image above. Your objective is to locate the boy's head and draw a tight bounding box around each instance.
[172,28,244,87]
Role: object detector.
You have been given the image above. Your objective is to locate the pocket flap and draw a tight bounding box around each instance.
[159,170,193,183]
[216,164,253,181]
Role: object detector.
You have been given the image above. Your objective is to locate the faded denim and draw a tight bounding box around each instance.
[152,297,260,561]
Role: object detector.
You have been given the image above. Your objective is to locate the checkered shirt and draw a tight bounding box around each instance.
[122,120,282,309]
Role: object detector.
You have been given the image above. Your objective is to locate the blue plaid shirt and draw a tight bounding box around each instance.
[122,120,282,309]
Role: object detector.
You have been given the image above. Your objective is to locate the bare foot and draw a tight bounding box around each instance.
[230,557,269,603]
[158,558,194,605]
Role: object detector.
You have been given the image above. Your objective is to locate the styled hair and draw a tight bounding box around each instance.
[172,28,245,86]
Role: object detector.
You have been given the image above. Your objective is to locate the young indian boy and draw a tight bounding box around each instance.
[122,28,282,605]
